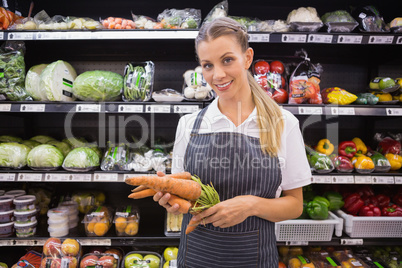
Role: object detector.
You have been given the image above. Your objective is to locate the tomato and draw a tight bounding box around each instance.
[270,60,285,74]
[281,76,286,88]
[272,88,288,104]
[278,261,287,268]
[256,76,268,90]
[254,60,270,75]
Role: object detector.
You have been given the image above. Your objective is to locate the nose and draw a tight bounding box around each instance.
[213,65,225,81]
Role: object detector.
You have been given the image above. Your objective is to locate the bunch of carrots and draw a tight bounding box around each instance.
[102,17,136,29]
[125,172,220,234]
[0,8,22,30]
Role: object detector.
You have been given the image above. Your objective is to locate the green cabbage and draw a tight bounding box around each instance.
[72,70,123,101]
[0,142,31,168]
[21,140,41,148]
[62,137,89,148]
[30,135,56,144]
[63,147,100,169]
[27,144,64,168]
[25,64,49,101]
[0,135,23,143]
[46,140,72,157]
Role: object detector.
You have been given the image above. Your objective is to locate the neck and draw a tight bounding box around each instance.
[217,92,255,127]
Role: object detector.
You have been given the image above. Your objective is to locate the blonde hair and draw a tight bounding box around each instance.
[196,17,284,156]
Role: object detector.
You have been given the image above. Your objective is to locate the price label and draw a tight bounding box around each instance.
[0,240,14,246]
[331,107,355,115]
[0,32,4,40]
[249,34,270,42]
[36,32,62,40]
[386,108,402,116]
[20,104,45,112]
[76,104,101,113]
[395,176,402,184]
[94,173,118,181]
[282,34,306,43]
[368,36,394,44]
[298,106,323,115]
[70,174,92,182]
[45,173,70,181]
[118,105,143,113]
[66,32,92,40]
[371,176,394,184]
[145,105,171,113]
[17,173,42,181]
[7,32,34,40]
[332,175,355,184]
[354,176,372,184]
[80,239,111,246]
[0,104,11,111]
[0,173,15,181]
[312,176,332,184]
[15,240,37,246]
[285,241,309,246]
[308,34,333,43]
[397,36,402,44]
[173,105,200,114]
[337,35,363,44]
[341,239,363,245]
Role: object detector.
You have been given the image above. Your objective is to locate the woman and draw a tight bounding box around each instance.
[154,17,311,268]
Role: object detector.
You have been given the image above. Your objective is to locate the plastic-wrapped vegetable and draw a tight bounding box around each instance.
[228,16,261,31]
[286,7,323,32]
[305,145,334,173]
[157,8,201,29]
[25,64,49,101]
[321,87,357,105]
[321,10,358,33]
[27,144,64,170]
[62,147,100,172]
[352,6,389,32]
[123,61,155,102]
[203,0,228,23]
[0,142,31,169]
[46,140,72,157]
[101,143,129,171]
[368,151,391,173]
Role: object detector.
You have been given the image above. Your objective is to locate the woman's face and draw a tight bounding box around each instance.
[197,35,253,101]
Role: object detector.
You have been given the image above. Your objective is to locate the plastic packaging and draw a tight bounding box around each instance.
[321,10,358,33]
[13,195,36,212]
[15,220,37,237]
[101,143,129,171]
[321,87,358,105]
[0,196,14,212]
[47,207,69,222]
[122,251,162,268]
[48,225,69,237]
[0,142,31,169]
[82,206,113,237]
[0,210,14,223]
[228,16,261,32]
[71,191,105,214]
[5,189,26,197]
[165,212,183,236]
[182,67,214,101]
[40,238,82,268]
[352,6,389,32]
[157,8,201,29]
[62,147,100,172]
[123,61,155,102]
[101,17,135,29]
[258,20,290,32]
[79,252,120,268]
[289,22,323,32]
[58,201,79,228]
[152,88,184,102]
[113,205,140,236]
[27,144,64,171]
[14,210,36,224]
[390,18,402,33]
[203,0,228,24]
[0,221,14,237]
[131,14,157,29]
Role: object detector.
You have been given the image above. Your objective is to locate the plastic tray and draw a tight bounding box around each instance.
[275,211,343,241]
[336,209,402,238]
[164,212,183,237]
[121,251,163,268]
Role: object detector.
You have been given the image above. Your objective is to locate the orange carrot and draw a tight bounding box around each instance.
[168,172,192,180]
[115,17,122,24]
[125,176,201,201]
[128,188,156,199]
[168,194,192,214]
[185,215,201,234]
[131,185,148,193]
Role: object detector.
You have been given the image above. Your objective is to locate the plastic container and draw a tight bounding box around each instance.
[0,221,14,237]
[113,206,140,236]
[13,195,36,212]
[47,207,69,221]
[5,190,25,198]
[0,196,14,212]
[0,210,14,223]
[122,251,162,268]
[0,190,4,196]
[82,206,113,237]
[165,212,183,237]
[14,220,37,237]
[14,210,36,224]
[48,225,69,237]
[58,200,79,229]
[80,252,121,268]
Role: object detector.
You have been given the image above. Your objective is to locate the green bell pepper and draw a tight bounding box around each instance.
[313,196,330,208]
[306,200,329,220]
[305,145,334,172]
[324,191,345,211]
[354,93,379,105]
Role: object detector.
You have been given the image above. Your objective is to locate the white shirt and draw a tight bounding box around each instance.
[172,98,311,196]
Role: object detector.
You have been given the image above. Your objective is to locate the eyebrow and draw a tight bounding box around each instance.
[200,52,235,63]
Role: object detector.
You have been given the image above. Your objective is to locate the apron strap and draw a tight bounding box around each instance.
[190,106,209,135]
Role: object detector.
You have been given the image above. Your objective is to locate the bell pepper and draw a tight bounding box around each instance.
[331,154,354,172]
[303,185,316,202]
[352,137,367,155]
[392,192,402,207]
[357,185,375,198]
[353,155,375,170]
[369,151,391,172]
[316,139,334,155]
[324,191,345,211]
[382,204,402,216]
[358,204,381,216]
[338,141,357,158]
[343,193,365,215]
[306,199,329,220]
[369,194,390,208]
[378,137,401,155]
[305,145,334,172]
[385,153,402,170]
[313,196,330,208]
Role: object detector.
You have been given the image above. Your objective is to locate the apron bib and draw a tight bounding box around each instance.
[177,107,282,268]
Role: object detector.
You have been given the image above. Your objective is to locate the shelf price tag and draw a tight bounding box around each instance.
[312,176,331,184]
[20,104,45,112]
[70,174,92,182]
[371,176,394,184]
[340,239,363,245]
[331,107,355,115]
[331,175,354,184]
[337,35,363,44]
[36,32,62,40]
[0,104,11,112]
[94,173,118,181]
[249,34,270,42]
[118,105,143,113]
[386,108,402,116]
[0,173,15,181]
[285,241,309,246]
[298,106,323,115]
[173,105,200,114]
[145,105,171,113]
[394,176,402,184]
[80,239,111,246]
[7,32,34,40]
[76,104,101,113]
[308,34,333,43]
[0,240,14,246]
[397,36,402,45]
[17,173,42,181]
[45,173,70,182]
[354,176,372,184]
[0,32,4,40]
[368,36,394,44]
[282,34,306,43]
[15,240,38,246]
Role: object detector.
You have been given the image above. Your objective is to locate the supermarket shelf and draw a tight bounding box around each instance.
[281,104,402,116]
[1,30,402,45]
[312,173,402,184]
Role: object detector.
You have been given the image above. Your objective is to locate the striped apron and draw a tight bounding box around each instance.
[177,107,282,268]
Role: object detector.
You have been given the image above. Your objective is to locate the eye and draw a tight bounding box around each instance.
[203,63,212,70]
[223,57,233,64]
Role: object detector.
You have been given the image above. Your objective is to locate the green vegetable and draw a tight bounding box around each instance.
[72,70,123,101]
[25,64,49,101]
[63,147,100,169]
[30,135,56,144]
[46,140,72,157]
[27,144,64,168]
[321,10,356,23]
[0,135,23,143]
[354,93,379,105]
[62,137,89,148]
[305,145,334,172]
[0,142,31,168]
[123,62,154,101]
[323,191,345,211]
[313,196,330,208]
[370,151,391,172]
[21,140,41,149]
[306,199,329,220]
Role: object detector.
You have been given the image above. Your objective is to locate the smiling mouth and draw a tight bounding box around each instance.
[215,81,233,90]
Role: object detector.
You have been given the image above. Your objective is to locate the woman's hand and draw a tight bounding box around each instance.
[152,171,181,215]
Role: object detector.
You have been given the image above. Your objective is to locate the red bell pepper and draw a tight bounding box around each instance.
[382,204,402,216]
[338,141,357,158]
[343,193,365,215]
[331,155,354,172]
[378,137,401,155]
[357,185,375,199]
[369,194,390,208]
[392,192,402,207]
[358,204,381,216]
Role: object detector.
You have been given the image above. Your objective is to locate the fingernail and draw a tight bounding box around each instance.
[192,216,198,221]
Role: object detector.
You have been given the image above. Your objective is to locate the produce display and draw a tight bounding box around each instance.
[156,8,201,29]
[62,147,100,172]
[0,7,21,30]
[113,206,140,236]
[123,62,155,102]
[40,237,81,268]
[83,206,113,237]
[0,142,31,169]
[352,5,389,32]
[321,10,358,33]
[26,144,64,170]
[182,67,213,101]
[321,87,358,105]
[80,252,120,268]
[286,7,323,32]
[123,251,161,268]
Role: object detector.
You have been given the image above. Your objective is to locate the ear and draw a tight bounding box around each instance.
[244,47,254,69]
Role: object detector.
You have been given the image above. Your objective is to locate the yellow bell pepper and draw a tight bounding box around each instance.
[316,139,334,155]
[385,153,402,170]
[352,137,367,155]
[327,88,358,105]
[353,155,375,170]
